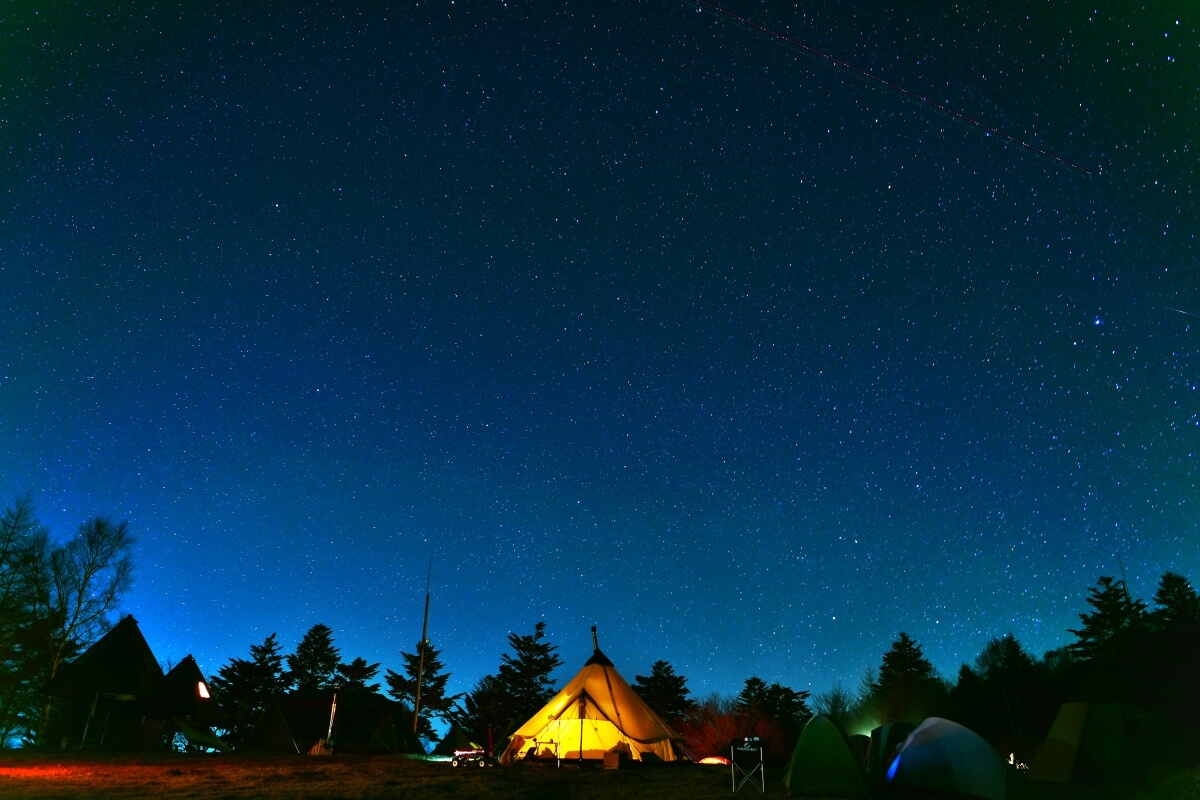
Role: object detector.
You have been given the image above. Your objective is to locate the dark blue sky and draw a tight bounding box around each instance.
[2,1,1195,706]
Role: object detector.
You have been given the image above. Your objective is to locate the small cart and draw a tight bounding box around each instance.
[450,747,493,767]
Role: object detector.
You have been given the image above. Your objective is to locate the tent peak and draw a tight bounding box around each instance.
[584,648,613,667]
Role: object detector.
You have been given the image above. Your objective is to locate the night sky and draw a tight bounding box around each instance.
[2,1,1196,709]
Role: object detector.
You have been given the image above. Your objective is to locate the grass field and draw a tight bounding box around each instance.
[0,753,1197,799]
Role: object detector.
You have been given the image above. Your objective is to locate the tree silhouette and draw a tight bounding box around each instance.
[27,516,135,742]
[455,621,563,749]
[337,657,382,693]
[0,497,48,746]
[209,632,290,744]
[287,624,341,694]
[950,634,1049,759]
[1067,576,1148,661]
[1151,572,1200,634]
[386,639,458,746]
[632,660,694,723]
[870,632,945,724]
[495,621,563,718]
[812,681,856,732]
[737,676,812,760]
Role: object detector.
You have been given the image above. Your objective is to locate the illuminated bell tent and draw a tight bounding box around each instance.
[501,630,685,764]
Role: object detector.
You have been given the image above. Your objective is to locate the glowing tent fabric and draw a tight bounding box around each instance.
[501,648,684,763]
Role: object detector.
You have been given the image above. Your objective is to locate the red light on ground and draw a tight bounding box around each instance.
[0,765,78,779]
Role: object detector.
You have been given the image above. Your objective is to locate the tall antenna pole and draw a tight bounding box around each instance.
[413,558,432,735]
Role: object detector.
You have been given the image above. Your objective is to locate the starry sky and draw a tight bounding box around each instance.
[2,1,1196,708]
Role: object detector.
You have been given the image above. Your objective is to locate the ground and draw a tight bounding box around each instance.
[0,753,1196,799]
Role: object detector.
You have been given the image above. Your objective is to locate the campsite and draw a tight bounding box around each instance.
[3,616,1199,799]
[4,504,1200,799]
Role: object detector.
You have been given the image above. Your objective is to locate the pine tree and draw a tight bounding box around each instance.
[385,639,459,746]
[870,632,945,724]
[633,660,694,723]
[209,633,290,743]
[737,677,812,737]
[495,621,563,717]
[1151,572,1200,634]
[1067,576,1148,660]
[952,634,1046,757]
[337,657,382,694]
[455,621,563,747]
[287,624,341,693]
[454,674,508,750]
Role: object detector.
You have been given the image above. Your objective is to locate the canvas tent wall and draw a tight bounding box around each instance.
[165,655,223,725]
[1028,702,1131,784]
[501,646,684,763]
[46,615,167,750]
[783,715,869,797]
[886,717,1006,800]
[239,690,423,755]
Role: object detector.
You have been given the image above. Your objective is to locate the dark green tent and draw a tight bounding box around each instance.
[239,690,424,755]
[783,715,869,797]
[1029,702,1132,784]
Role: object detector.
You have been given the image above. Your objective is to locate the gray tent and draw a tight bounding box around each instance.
[887,717,1006,800]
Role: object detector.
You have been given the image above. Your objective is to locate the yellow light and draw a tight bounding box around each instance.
[198,681,210,699]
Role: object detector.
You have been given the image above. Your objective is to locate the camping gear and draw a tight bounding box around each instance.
[783,715,869,797]
[732,736,765,793]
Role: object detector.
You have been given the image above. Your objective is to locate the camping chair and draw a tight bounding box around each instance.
[731,736,765,793]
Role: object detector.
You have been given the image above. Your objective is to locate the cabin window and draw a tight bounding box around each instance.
[198,681,210,699]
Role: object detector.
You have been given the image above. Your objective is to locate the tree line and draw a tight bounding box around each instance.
[0,496,134,746]
[3,494,1198,762]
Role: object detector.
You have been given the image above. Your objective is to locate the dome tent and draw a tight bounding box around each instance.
[783,714,869,797]
[887,717,1006,800]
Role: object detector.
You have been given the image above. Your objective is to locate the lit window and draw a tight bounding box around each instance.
[198,681,210,699]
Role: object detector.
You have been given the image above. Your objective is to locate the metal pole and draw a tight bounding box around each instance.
[413,559,432,734]
[326,690,338,745]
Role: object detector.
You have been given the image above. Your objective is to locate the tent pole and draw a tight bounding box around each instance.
[326,690,338,745]
[80,692,100,749]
